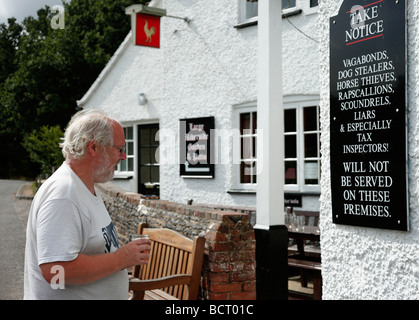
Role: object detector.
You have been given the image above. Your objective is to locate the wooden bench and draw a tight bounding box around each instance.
[288,258,322,300]
[129,223,205,300]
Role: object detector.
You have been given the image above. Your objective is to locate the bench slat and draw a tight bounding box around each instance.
[288,258,322,271]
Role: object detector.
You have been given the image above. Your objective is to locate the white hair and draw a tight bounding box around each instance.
[60,110,116,160]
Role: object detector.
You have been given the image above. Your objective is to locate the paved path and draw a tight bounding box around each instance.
[0,180,32,300]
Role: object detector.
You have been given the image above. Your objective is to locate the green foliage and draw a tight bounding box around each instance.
[22,126,64,174]
[0,18,23,83]
[0,0,150,178]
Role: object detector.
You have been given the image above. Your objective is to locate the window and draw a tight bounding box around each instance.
[310,0,318,8]
[304,0,319,15]
[238,0,258,25]
[303,106,320,185]
[238,0,314,28]
[116,126,134,173]
[232,103,257,190]
[233,97,320,193]
[282,0,296,10]
[284,109,297,184]
[284,98,321,192]
[240,0,297,20]
[245,0,258,20]
[138,124,160,196]
[240,111,257,185]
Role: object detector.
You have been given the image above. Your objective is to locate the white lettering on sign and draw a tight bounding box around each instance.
[346,3,383,45]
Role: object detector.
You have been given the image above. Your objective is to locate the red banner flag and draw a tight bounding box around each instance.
[136,13,161,48]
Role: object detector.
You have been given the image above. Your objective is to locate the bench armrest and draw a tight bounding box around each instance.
[129,274,192,292]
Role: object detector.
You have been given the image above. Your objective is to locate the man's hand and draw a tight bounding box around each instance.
[115,238,151,268]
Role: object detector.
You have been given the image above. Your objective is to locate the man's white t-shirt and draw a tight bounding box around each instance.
[24,162,128,299]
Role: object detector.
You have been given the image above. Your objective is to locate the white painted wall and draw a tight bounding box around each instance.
[79,0,320,209]
[319,0,419,299]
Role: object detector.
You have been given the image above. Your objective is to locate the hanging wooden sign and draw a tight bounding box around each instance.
[135,13,161,48]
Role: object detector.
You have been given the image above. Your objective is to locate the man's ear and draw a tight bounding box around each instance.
[87,140,98,156]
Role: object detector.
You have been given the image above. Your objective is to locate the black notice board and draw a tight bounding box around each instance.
[330,0,408,231]
[180,116,215,178]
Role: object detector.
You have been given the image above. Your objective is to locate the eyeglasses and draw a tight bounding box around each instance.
[108,144,126,155]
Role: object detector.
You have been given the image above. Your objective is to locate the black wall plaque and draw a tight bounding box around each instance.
[330,0,408,231]
[180,116,215,178]
[284,194,302,207]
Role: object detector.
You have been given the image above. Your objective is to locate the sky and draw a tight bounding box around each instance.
[0,0,65,24]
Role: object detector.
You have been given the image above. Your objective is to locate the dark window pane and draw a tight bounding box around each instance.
[140,166,150,183]
[140,128,150,145]
[285,135,297,158]
[126,127,133,140]
[127,141,134,155]
[138,124,160,196]
[284,109,296,132]
[128,158,134,171]
[285,161,297,184]
[304,133,318,158]
[304,106,317,132]
[151,166,159,183]
[140,147,151,163]
[240,113,251,134]
[240,161,251,184]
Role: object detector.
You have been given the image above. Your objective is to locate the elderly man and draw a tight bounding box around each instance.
[24,110,150,299]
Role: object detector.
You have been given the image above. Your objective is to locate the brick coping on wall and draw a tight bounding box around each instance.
[96,182,257,300]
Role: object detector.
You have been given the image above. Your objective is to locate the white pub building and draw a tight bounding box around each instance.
[77,0,419,300]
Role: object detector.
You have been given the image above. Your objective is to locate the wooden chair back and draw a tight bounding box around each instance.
[130,223,205,300]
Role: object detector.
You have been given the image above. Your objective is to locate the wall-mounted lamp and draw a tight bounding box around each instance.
[138,93,147,106]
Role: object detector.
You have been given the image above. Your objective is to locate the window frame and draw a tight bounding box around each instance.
[114,125,135,178]
[283,96,321,194]
[233,101,258,191]
[232,97,321,194]
[137,123,160,196]
[281,0,298,15]
[238,0,259,26]
[237,0,318,25]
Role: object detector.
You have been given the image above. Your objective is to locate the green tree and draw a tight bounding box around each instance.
[0,18,23,83]
[0,0,149,178]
